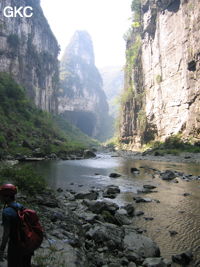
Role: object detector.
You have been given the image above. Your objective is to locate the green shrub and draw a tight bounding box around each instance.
[0,165,47,195]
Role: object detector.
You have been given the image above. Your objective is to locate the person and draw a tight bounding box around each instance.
[0,184,33,267]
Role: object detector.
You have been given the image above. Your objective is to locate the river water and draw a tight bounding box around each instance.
[29,153,200,266]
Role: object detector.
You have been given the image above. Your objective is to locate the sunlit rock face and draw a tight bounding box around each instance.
[0,0,59,112]
[120,0,200,146]
[59,31,109,140]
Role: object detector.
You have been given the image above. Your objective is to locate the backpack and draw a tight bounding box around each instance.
[11,206,44,254]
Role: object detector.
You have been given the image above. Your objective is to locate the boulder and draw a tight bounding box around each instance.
[103,185,121,199]
[123,204,135,216]
[83,150,96,158]
[130,167,140,173]
[123,232,160,258]
[143,257,169,267]
[172,251,193,265]
[133,197,152,203]
[114,212,132,226]
[84,200,119,214]
[74,191,98,200]
[109,173,121,178]
[143,185,157,190]
[86,223,124,249]
[160,170,176,180]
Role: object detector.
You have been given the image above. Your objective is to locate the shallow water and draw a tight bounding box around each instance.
[29,153,200,265]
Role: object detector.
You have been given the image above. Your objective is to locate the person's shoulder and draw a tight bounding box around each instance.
[3,202,23,216]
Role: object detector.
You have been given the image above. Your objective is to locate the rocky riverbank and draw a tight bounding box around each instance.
[29,187,170,267]
[0,150,199,267]
[113,150,200,165]
[1,181,190,267]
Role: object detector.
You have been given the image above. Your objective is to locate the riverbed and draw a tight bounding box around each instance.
[28,152,200,266]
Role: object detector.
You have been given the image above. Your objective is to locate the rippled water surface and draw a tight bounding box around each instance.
[30,154,200,265]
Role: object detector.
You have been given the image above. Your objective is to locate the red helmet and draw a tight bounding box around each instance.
[0,184,17,196]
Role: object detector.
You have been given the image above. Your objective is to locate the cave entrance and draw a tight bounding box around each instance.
[62,110,96,137]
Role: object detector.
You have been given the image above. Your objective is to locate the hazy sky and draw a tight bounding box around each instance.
[40,0,132,68]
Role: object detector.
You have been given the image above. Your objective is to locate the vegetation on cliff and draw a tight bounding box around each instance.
[144,135,200,155]
[0,72,98,159]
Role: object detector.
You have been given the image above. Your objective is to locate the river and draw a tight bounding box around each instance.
[29,153,200,266]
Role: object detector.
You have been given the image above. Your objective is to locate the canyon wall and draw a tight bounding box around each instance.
[120,0,200,146]
[0,0,59,112]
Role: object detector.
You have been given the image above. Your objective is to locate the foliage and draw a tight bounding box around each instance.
[138,110,146,132]
[131,0,141,13]
[126,34,141,76]
[104,136,120,149]
[156,74,162,84]
[0,165,47,195]
[132,21,141,28]
[119,87,134,105]
[131,0,142,23]
[0,73,98,157]
[144,135,200,155]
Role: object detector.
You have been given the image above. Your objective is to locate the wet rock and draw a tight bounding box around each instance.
[83,150,96,158]
[134,210,144,216]
[109,173,121,178]
[123,204,135,216]
[160,170,176,180]
[114,210,132,226]
[84,200,119,215]
[169,230,178,236]
[172,251,193,265]
[74,190,98,200]
[83,200,106,213]
[183,192,191,196]
[144,217,154,221]
[130,167,140,173]
[57,188,63,193]
[137,188,156,194]
[133,197,152,203]
[103,185,121,198]
[143,257,169,266]
[143,185,157,190]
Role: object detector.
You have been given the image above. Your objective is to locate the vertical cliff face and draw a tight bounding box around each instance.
[120,0,200,147]
[59,31,109,140]
[0,0,59,112]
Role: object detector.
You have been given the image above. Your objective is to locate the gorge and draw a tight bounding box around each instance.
[0,1,200,266]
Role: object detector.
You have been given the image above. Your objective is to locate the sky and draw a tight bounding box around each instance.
[40,0,132,68]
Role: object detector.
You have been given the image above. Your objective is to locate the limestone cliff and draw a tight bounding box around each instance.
[120,0,200,147]
[59,31,110,140]
[0,0,59,112]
